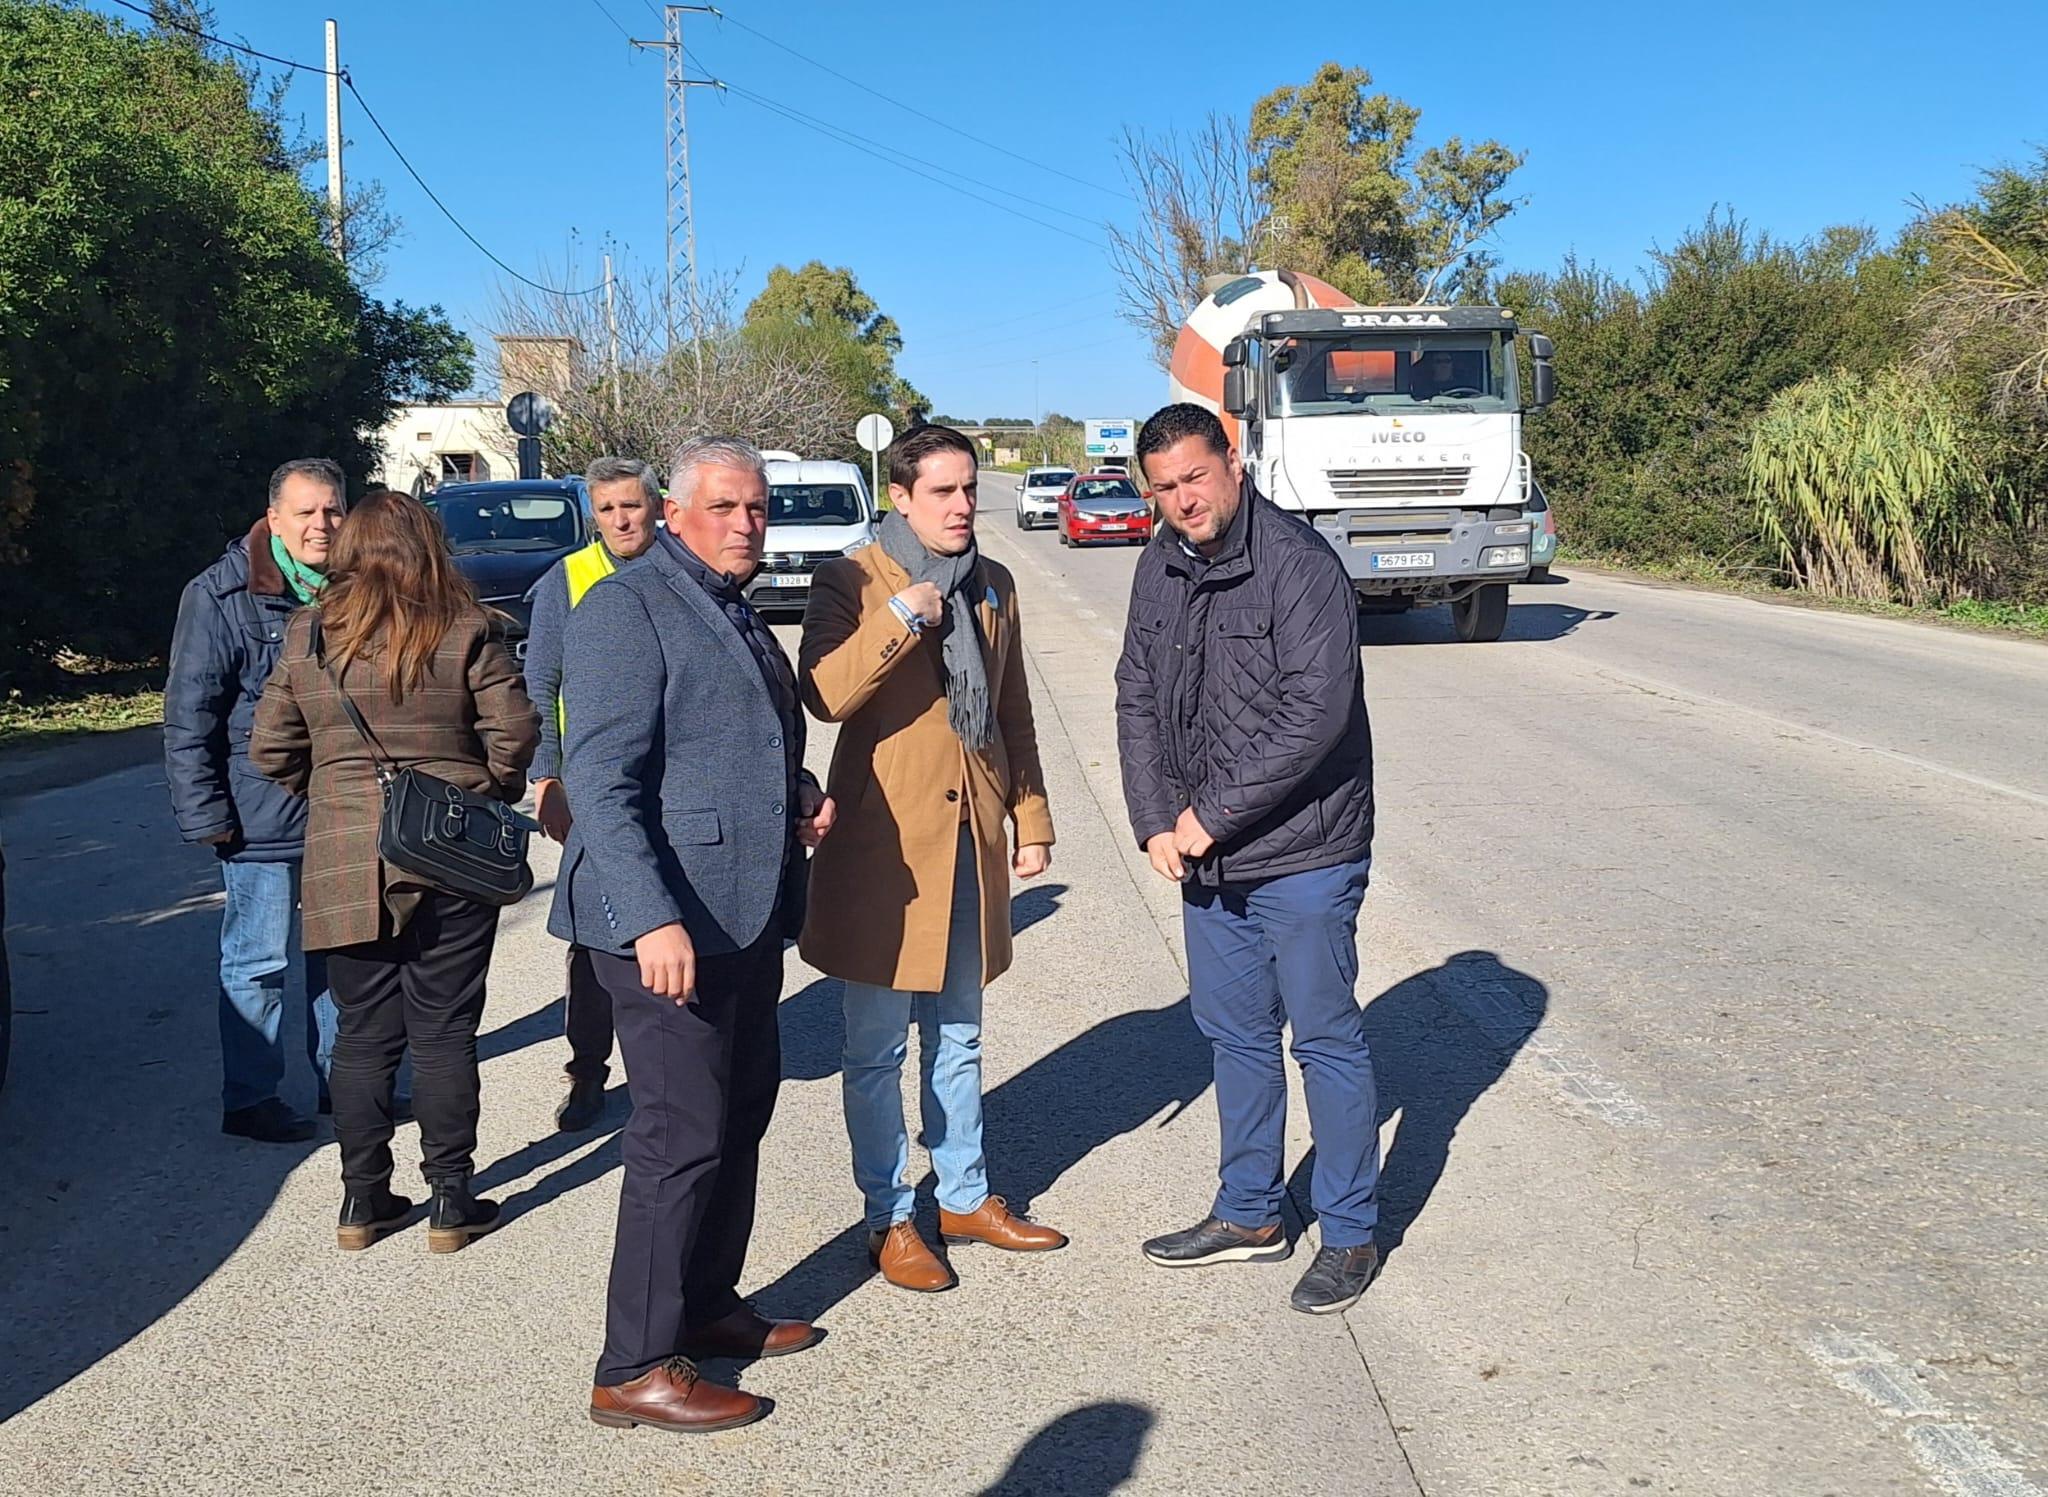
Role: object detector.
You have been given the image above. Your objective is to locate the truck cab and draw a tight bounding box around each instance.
[1220,306,1555,641]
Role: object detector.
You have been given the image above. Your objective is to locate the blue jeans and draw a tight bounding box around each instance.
[841,828,990,1231]
[217,859,337,1113]
[1182,854,1380,1248]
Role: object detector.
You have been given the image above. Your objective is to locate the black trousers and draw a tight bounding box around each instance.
[563,944,614,1082]
[325,891,500,1191]
[592,926,784,1387]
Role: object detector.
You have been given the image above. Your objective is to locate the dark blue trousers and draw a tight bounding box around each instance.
[1182,854,1379,1248]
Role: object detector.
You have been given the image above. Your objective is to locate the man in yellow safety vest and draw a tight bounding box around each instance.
[524,455,664,1131]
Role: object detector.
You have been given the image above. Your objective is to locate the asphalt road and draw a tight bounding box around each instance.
[0,480,2042,1496]
[979,472,2048,1496]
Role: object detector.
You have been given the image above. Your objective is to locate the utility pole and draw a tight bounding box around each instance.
[632,7,722,349]
[324,19,345,262]
[603,251,621,423]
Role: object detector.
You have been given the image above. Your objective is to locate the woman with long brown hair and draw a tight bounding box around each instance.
[253,490,537,1253]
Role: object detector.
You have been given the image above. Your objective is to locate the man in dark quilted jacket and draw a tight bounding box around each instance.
[1115,402,1381,1315]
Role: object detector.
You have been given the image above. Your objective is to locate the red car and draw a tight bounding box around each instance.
[1058,472,1154,547]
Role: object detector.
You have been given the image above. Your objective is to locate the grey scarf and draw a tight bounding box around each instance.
[879,508,993,751]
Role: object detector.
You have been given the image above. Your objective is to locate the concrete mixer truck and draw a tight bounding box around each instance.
[1168,269,1556,642]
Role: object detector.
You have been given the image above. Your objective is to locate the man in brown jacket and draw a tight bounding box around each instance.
[801,423,1067,1292]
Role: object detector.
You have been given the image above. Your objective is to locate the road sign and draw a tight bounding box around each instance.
[855,413,895,453]
[506,391,555,438]
[856,414,895,504]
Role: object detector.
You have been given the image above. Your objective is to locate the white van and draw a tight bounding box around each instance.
[747,457,879,616]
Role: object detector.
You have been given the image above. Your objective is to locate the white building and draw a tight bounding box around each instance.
[367,334,581,494]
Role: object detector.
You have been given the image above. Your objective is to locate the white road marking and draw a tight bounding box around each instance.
[1593,665,2048,812]
[1909,1427,2042,1497]
[1805,1330,2043,1496]
[1443,977,1658,1128]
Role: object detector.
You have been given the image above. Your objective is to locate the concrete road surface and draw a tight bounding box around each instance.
[1,475,2043,1496]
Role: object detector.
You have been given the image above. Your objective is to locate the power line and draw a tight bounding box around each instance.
[343,80,607,297]
[714,74,1101,230]
[105,0,337,74]
[105,0,606,298]
[913,288,1117,351]
[914,305,1122,365]
[586,0,638,44]
[722,85,1105,250]
[922,329,1134,376]
[716,11,1133,204]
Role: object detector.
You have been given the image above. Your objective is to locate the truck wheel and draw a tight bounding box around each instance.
[1452,584,1509,642]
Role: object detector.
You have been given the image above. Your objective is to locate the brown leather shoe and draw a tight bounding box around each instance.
[939,1195,1068,1252]
[682,1306,823,1360]
[589,1357,767,1434]
[866,1220,956,1292]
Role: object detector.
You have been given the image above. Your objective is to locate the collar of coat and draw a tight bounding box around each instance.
[243,514,290,598]
[1161,476,1258,582]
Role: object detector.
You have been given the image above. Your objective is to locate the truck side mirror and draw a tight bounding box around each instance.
[1222,336,1248,369]
[1526,331,1556,409]
[1223,366,1250,418]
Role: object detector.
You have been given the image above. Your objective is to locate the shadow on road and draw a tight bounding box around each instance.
[752,994,1214,1328]
[1359,602,1616,646]
[979,1400,1156,1495]
[1286,949,1547,1263]
[1012,880,1068,935]
[0,798,323,1424]
[778,883,1073,1087]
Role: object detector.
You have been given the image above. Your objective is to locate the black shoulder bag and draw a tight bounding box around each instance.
[311,616,535,907]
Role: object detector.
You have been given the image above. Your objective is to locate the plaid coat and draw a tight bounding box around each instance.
[249,607,538,951]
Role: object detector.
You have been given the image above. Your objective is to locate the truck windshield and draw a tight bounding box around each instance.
[1267,332,1515,416]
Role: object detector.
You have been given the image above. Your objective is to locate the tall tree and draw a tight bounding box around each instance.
[0,1,469,679]
[742,261,927,431]
[1248,63,1524,305]
[1109,62,1526,366]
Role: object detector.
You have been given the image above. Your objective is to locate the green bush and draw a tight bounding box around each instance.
[0,3,468,683]
[1748,367,2007,605]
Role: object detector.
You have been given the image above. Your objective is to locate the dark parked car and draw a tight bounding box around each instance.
[423,479,591,658]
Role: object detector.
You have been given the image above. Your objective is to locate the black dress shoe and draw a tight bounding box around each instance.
[555,1075,606,1133]
[426,1173,500,1254]
[1141,1214,1291,1267]
[221,1098,315,1144]
[1289,1243,1381,1314]
[336,1187,414,1251]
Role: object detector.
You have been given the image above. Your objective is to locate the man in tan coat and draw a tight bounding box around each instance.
[801,423,1066,1291]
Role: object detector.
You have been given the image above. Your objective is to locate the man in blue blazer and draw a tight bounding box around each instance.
[552,436,835,1435]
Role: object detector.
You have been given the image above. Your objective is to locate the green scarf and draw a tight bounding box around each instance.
[270,533,327,604]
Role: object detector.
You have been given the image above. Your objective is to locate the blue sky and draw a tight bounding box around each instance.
[92,0,2048,424]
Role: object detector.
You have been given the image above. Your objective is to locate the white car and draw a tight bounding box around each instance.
[1016,466,1076,530]
[747,458,878,616]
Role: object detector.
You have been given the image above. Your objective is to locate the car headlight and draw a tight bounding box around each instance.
[842,540,868,556]
[1483,545,1528,567]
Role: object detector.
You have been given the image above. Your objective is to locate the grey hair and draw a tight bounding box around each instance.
[584,455,661,506]
[668,436,767,508]
[267,457,346,509]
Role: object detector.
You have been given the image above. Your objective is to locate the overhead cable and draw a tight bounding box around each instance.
[717,12,1134,203]
[105,0,604,298]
